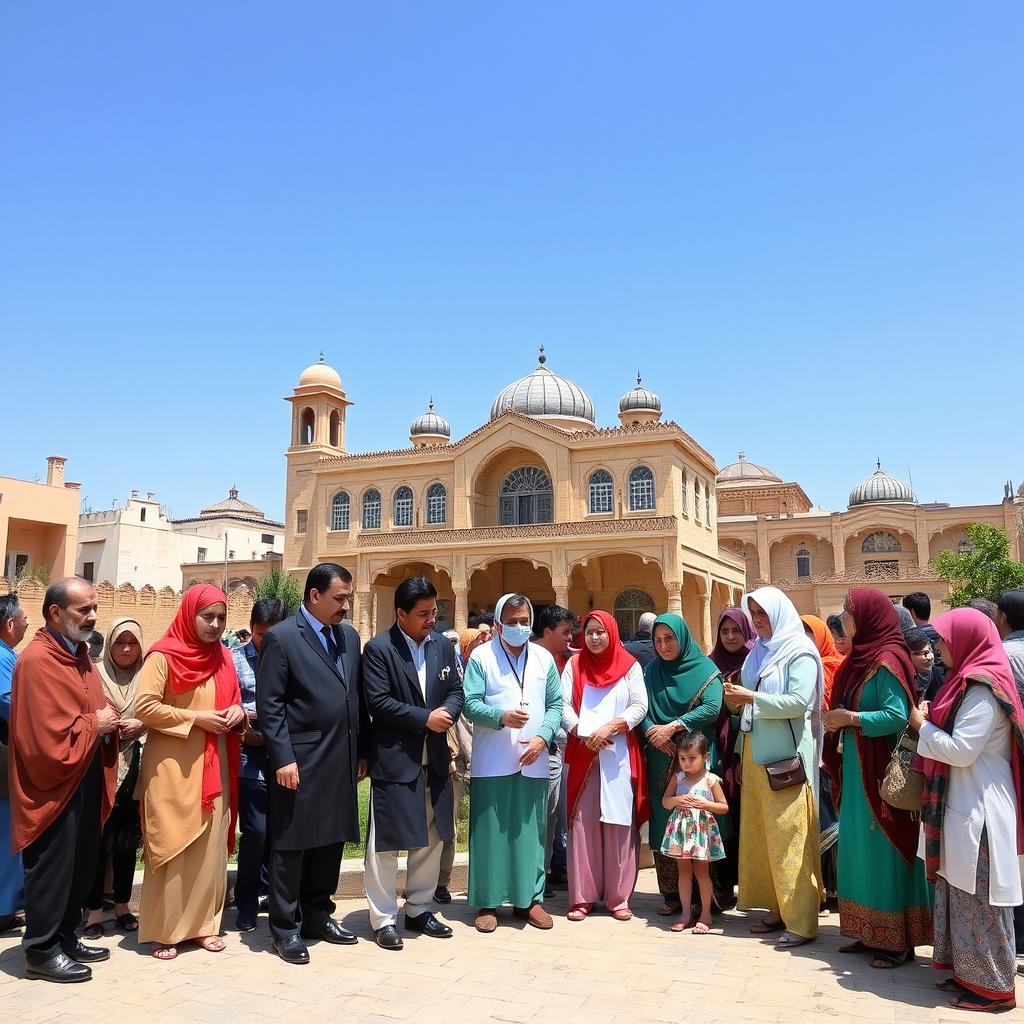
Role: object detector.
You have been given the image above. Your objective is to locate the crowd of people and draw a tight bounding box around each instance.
[1,573,1023,1013]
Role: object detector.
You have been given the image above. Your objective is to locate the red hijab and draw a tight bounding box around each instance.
[147,584,241,851]
[565,611,649,827]
[823,588,919,864]
[920,609,1024,882]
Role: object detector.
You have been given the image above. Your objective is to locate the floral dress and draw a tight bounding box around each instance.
[660,771,725,862]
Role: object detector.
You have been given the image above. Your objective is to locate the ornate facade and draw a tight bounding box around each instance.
[283,353,746,647]
[717,454,1024,618]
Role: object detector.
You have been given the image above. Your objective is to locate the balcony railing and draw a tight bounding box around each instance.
[356,515,678,548]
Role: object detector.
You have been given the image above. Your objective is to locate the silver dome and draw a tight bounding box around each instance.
[618,373,662,413]
[410,400,451,437]
[848,461,916,507]
[489,347,595,426]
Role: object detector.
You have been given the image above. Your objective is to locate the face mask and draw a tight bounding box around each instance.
[500,623,533,647]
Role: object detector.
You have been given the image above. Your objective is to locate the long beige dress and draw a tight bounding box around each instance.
[135,653,230,945]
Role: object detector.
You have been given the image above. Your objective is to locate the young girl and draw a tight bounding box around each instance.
[660,732,729,934]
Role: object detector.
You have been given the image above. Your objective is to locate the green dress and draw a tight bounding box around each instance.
[837,666,932,951]
[463,660,562,909]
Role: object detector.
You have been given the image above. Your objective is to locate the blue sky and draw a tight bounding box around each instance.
[2,3,1021,520]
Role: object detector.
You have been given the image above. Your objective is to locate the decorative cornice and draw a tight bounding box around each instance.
[773,564,943,588]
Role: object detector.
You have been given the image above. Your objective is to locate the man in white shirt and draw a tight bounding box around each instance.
[361,577,464,951]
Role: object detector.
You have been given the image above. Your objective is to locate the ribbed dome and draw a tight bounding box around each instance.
[618,373,662,413]
[489,347,595,427]
[298,353,342,390]
[848,461,916,507]
[200,488,265,521]
[410,400,451,438]
[717,453,782,485]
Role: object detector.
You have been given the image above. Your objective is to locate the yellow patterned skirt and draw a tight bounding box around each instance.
[737,741,822,939]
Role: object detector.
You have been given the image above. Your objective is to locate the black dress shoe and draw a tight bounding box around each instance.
[272,936,310,964]
[301,919,357,945]
[26,952,92,983]
[236,912,257,933]
[405,911,452,938]
[433,885,452,904]
[63,940,110,964]
[374,924,404,950]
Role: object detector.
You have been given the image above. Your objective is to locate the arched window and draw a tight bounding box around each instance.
[362,489,382,530]
[392,486,413,527]
[694,478,701,521]
[862,531,901,553]
[628,466,655,511]
[499,467,553,526]
[588,469,613,514]
[681,469,688,515]
[957,537,974,554]
[426,483,447,525]
[704,480,711,523]
[329,410,340,447]
[330,491,350,531]
[613,588,656,639]
[300,408,315,445]
[796,547,811,578]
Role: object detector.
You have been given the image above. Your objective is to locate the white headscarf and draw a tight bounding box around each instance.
[494,593,534,628]
[740,586,824,762]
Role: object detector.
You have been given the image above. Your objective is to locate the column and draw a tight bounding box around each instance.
[453,589,467,632]
[830,516,846,576]
[357,590,372,641]
[701,592,713,653]
[666,579,683,615]
[756,520,770,582]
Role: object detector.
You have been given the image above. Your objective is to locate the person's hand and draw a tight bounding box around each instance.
[675,793,697,809]
[823,708,854,733]
[584,725,615,752]
[356,758,368,783]
[427,708,454,733]
[277,762,299,790]
[518,736,547,766]
[645,723,678,755]
[95,705,120,735]
[195,710,230,734]
[221,705,246,731]
[501,708,530,729]
[242,728,265,747]
[723,681,755,706]
[908,702,928,734]
[118,717,145,741]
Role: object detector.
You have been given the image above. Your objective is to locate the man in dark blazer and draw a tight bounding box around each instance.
[362,577,464,950]
[257,563,368,965]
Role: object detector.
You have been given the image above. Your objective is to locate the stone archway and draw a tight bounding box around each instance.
[369,561,454,635]
[468,558,554,617]
[567,552,667,630]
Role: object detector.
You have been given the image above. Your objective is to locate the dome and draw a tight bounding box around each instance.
[410,400,451,438]
[618,373,662,413]
[199,487,265,521]
[848,461,916,507]
[489,347,595,427]
[298,353,342,390]
[717,452,782,485]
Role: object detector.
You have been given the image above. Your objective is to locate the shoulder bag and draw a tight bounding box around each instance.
[879,728,923,812]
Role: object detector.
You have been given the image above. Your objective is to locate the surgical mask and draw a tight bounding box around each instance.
[500,623,533,647]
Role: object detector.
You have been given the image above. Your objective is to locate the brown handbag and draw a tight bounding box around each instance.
[759,690,808,792]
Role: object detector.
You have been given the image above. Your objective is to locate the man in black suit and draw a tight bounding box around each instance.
[257,563,368,964]
[362,577,464,951]
[624,611,657,668]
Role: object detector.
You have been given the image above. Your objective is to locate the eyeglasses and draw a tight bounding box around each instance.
[584,629,608,639]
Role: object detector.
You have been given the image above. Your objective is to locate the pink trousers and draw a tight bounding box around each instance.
[567,769,638,912]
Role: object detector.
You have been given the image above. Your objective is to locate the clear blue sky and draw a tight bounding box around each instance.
[2,3,1021,520]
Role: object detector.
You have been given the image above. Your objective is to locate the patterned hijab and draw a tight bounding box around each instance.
[709,608,756,678]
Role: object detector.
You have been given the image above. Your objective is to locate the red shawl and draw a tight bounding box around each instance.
[565,611,650,827]
[8,628,117,852]
[921,609,1024,883]
[147,584,241,852]
[801,614,845,710]
[823,588,919,864]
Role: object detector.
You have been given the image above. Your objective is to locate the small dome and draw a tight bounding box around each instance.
[200,487,265,521]
[619,373,662,413]
[717,452,782,485]
[489,347,595,426]
[298,353,342,390]
[410,400,451,438]
[848,461,916,507]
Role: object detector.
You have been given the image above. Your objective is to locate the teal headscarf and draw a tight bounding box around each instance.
[643,613,720,725]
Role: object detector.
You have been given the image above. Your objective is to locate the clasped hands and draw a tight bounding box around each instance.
[822,708,856,733]
[908,700,930,734]
[195,706,247,735]
[498,707,546,767]
[95,705,145,739]
[645,722,678,754]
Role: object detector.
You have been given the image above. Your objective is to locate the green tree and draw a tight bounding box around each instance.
[933,522,1024,607]
[254,568,303,613]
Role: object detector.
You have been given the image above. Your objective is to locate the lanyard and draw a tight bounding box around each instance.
[501,643,529,702]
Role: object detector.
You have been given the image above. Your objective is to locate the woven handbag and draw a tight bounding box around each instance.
[879,729,924,812]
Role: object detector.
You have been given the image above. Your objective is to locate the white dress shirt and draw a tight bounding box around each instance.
[400,628,432,764]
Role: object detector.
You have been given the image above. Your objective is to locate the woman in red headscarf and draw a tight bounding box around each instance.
[135,585,243,959]
[562,610,650,922]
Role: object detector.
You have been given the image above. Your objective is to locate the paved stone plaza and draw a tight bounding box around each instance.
[0,867,992,1024]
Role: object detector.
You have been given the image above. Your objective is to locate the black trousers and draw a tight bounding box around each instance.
[235,778,270,914]
[268,842,343,942]
[86,797,139,909]
[22,752,103,962]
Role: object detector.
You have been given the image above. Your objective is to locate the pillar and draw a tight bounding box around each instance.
[701,592,712,653]
[666,580,682,615]
[453,589,467,632]
[756,520,770,582]
[357,590,372,640]
[831,516,846,576]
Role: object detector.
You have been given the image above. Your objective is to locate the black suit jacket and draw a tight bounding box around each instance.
[256,610,367,851]
[361,624,463,851]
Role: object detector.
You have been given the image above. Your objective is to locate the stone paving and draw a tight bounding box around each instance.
[0,867,1014,1024]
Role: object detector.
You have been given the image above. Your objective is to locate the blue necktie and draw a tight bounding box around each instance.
[321,624,340,663]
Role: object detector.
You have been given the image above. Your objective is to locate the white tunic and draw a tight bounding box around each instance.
[468,638,555,781]
[561,661,648,827]
[916,685,1022,906]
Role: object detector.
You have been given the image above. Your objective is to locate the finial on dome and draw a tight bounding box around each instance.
[428,397,434,411]
[318,350,325,363]
[738,451,746,462]
[876,457,882,472]
[636,371,642,386]
[538,345,546,366]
